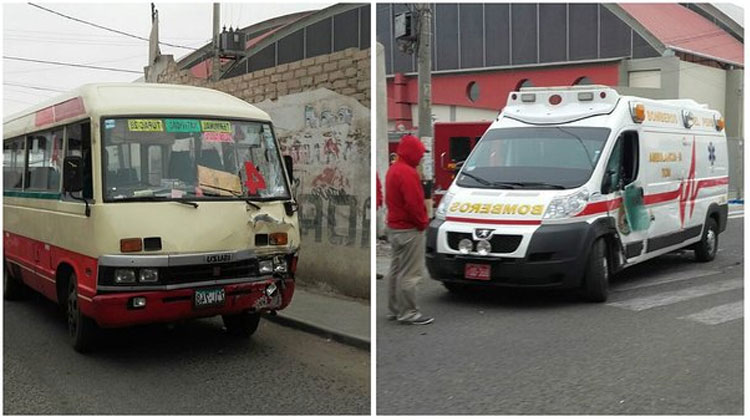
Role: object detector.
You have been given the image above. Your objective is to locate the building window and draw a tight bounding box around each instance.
[573,76,593,85]
[516,79,534,90]
[466,81,480,102]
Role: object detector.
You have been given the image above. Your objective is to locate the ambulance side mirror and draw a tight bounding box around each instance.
[601,170,616,194]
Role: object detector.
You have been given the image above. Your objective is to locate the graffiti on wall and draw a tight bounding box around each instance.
[261,89,370,249]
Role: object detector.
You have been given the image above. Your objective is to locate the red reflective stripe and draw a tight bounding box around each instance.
[576,198,622,216]
[54,97,85,121]
[446,216,542,225]
[643,189,680,205]
[34,96,86,127]
[696,176,729,188]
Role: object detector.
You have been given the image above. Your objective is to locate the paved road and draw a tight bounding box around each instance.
[377,217,743,415]
[4,295,369,415]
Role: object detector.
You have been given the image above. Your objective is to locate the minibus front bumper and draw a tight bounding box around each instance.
[426,219,597,289]
[82,277,294,328]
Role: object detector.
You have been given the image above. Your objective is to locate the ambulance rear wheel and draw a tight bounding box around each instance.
[694,218,719,262]
[223,311,261,337]
[582,238,609,303]
[67,273,98,353]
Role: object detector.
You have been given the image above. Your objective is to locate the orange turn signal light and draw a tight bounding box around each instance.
[269,232,288,246]
[631,103,646,123]
[120,238,143,253]
[716,117,725,131]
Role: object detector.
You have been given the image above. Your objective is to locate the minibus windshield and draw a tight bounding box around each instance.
[457,127,610,190]
[101,118,289,202]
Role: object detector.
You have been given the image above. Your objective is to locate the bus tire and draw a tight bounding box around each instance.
[4,262,26,301]
[222,311,261,338]
[694,218,719,262]
[582,238,609,303]
[67,273,97,353]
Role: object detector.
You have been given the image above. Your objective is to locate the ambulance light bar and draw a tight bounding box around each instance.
[521,93,536,103]
[577,92,594,101]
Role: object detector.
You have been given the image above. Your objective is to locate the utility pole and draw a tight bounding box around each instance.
[415,4,434,215]
[212,3,221,82]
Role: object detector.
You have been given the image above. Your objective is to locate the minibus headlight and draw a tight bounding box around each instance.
[259,259,274,274]
[139,268,159,283]
[273,255,288,273]
[435,192,455,221]
[114,268,136,284]
[543,189,590,220]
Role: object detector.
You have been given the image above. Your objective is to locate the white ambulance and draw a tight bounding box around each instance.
[427,85,729,302]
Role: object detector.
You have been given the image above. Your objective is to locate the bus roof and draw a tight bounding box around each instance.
[4,83,271,137]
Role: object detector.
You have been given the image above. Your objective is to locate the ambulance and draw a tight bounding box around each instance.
[427,85,729,302]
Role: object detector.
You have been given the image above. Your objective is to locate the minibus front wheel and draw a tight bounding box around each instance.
[222,311,261,338]
[67,273,98,352]
[582,238,609,303]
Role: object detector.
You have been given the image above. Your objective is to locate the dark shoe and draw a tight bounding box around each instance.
[386,314,397,321]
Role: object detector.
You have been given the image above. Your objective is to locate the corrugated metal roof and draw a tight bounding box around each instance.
[620,3,743,66]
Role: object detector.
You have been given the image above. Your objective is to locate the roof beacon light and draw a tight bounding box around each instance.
[520,93,536,103]
[714,115,725,131]
[577,92,594,101]
[682,110,696,129]
[549,94,562,105]
[630,102,645,123]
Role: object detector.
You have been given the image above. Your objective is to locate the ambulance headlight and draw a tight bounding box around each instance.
[543,189,590,219]
[476,239,491,256]
[435,192,454,220]
[458,238,473,254]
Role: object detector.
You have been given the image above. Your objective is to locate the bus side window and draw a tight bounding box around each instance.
[25,130,62,192]
[3,137,25,191]
[65,122,93,199]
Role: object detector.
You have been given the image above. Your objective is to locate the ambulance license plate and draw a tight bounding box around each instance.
[465,263,491,281]
[194,287,225,308]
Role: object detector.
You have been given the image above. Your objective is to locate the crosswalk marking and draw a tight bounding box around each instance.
[608,278,742,311]
[678,301,744,325]
[612,269,722,292]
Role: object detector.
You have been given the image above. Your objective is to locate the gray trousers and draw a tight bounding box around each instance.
[387,228,424,321]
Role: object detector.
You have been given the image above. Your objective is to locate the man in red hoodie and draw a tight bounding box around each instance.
[385,134,434,325]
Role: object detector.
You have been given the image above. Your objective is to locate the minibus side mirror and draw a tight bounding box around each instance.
[453,160,465,174]
[283,155,294,184]
[63,156,84,193]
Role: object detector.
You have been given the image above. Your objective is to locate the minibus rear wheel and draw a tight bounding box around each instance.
[3,262,26,301]
[67,273,98,353]
[694,218,719,262]
[582,238,609,303]
[222,311,261,337]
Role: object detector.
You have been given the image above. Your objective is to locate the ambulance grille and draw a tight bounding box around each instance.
[447,232,522,254]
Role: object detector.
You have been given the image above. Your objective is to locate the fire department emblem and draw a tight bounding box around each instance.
[475,228,494,239]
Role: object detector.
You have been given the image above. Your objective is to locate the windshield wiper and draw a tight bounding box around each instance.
[459,171,493,187]
[510,182,567,190]
[200,188,262,210]
[113,196,199,208]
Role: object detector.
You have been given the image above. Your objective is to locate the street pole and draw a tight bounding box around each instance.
[212,3,221,82]
[415,4,433,216]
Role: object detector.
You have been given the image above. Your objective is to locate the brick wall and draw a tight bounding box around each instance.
[156,47,371,108]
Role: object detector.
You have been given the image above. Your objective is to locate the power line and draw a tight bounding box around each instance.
[27,2,199,51]
[3,56,142,74]
[4,82,67,93]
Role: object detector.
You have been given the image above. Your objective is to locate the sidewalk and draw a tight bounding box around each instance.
[263,287,370,350]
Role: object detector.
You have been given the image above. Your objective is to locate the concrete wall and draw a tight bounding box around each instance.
[257,89,370,298]
[376,43,389,238]
[153,48,371,298]
[410,104,497,125]
[678,61,726,114]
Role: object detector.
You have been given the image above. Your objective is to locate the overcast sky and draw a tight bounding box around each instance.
[2,2,333,117]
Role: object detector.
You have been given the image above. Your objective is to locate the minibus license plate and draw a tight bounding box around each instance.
[465,264,491,281]
[194,287,225,308]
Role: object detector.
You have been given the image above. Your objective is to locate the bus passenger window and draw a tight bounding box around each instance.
[65,122,93,199]
[3,137,25,190]
[25,129,62,192]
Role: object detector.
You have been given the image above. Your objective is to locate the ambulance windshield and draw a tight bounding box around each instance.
[458,127,610,189]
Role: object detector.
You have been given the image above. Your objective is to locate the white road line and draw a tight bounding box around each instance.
[608,278,743,311]
[678,301,744,325]
[728,214,744,219]
[612,269,723,292]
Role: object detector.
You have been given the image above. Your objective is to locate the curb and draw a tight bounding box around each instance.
[262,312,370,351]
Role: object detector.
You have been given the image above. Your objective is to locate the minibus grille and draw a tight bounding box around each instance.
[447,232,522,254]
[164,259,259,284]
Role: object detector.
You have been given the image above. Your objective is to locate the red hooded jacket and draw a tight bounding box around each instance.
[386,135,429,231]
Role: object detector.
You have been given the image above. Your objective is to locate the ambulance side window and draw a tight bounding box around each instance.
[603,131,639,193]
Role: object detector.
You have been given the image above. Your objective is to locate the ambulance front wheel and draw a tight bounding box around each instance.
[694,218,719,262]
[582,238,609,303]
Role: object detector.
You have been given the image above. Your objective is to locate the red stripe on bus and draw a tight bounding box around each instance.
[446,216,542,225]
[34,96,86,127]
